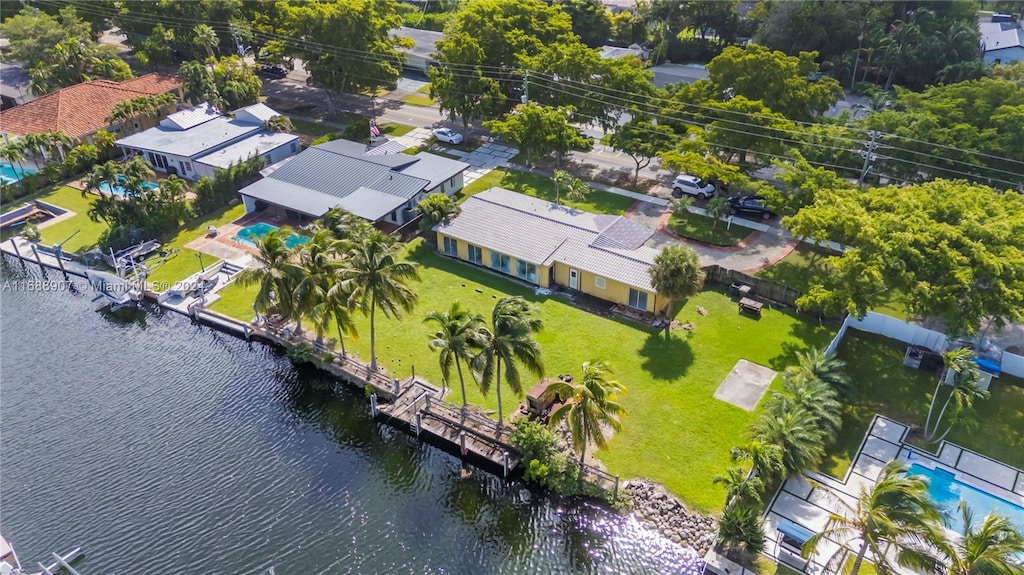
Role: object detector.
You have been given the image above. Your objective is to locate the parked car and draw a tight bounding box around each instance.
[671,175,716,199]
[432,127,464,145]
[727,195,775,220]
[259,65,289,79]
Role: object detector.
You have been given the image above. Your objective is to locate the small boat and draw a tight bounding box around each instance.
[0,534,84,575]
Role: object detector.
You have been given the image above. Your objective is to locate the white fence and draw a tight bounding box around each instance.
[828,311,1024,379]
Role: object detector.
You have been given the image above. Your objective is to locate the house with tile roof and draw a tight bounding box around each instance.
[238,138,469,228]
[435,188,664,313]
[115,102,300,181]
[0,73,182,143]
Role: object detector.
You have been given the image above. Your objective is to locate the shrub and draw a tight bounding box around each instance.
[716,502,766,556]
[341,119,370,142]
[287,342,314,364]
[510,420,558,463]
[311,133,341,145]
[22,222,41,242]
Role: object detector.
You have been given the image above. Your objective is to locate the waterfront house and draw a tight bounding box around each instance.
[237,138,469,229]
[434,188,663,313]
[115,102,300,181]
[0,73,182,145]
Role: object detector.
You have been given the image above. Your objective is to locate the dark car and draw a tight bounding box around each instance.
[727,195,775,220]
[259,65,289,79]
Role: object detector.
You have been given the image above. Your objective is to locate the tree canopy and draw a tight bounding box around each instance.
[785,179,1024,335]
[484,103,590,165]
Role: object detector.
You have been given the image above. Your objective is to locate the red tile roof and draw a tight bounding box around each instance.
[0,73,182,138]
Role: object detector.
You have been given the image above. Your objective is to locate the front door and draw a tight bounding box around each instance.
[569,268,578,290]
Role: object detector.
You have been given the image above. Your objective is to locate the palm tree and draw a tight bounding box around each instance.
[83,160,122,197]
[544,360,627,469]
[43,130,74,163]
[648,244,705,320]
[472,296,545,425]
[192,24,219,60]
[415,193,461,239]
[782,377,843,441]
[321,276,359,357]
[552,169,589,207]
[751,396,827,476]
[19,133,49,164]
[706,196,730,230]
[783,348,853,398]
[717,503,766,557]
[424,302,486,407]
[938,502,1024,575]
[320,207,370,242]
[342,230,420,371]
[802,461,945,575]
[263,115,294,133]
[0,140,27,176]
[235,229,301,325]
[293,230,340,336]
[714,466,765,507]
[924,348,988,443]
[730,440,785,487]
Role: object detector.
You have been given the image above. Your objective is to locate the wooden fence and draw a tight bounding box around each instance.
[703,264,803,309]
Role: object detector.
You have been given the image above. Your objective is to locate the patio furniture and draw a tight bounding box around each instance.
[738,297,763,317]
[730,281,754,297]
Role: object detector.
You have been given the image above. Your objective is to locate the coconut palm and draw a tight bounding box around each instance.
[235,228,301,324]
[0,140,27,176]
[44,130,74,162]
[937,502,1024,575]
[706,196,730,230]
[714,466,765,507]
[730,440,785,487]
[648,244,705,320]
[925,348,988,443]
[342,230,420,371]
[802,461,945,575]
[751,396,827,476]
[544,360,627,469]
[784,348,853,398]
[552,169,589,206]
[83,160,122,197]
[293,230,340,336]
[717,503,766,557]
[320,207,370,242]
[424,302,486,408]
[192,24,219,60]
[321,275,359,357]
[472,296,545,425]
[19,133,49,164]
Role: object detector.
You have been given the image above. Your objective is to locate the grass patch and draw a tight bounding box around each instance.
[381,123,415,138]
[457,168,636,215]
[756,558,807,575]
[211,238,832,512]
[163,203,247,250]
[401,93,435,107]
[36,186,107,254]
[669,212,754,246]
[288,117,338,138]
[823,331,1024,478]
[208,279,259,321]
[143,247,209,288]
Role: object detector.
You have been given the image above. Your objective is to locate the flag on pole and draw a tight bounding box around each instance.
[369,120,380,138]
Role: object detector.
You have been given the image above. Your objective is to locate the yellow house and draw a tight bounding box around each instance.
[434,188,663,313]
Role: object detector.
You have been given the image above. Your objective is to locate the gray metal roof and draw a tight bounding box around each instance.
[648,63,709,89]
[314,139,417,169]
[266,148,429,200]
[194,131,298,170]
[239,178,343,217]
[333,186,409,221]
[436,188,661,291]
[117,116,262,157]
[399,152,470,190]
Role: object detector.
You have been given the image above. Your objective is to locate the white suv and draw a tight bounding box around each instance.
[671,175,716,199]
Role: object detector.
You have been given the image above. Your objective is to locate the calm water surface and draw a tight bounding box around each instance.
[0,262,701,574]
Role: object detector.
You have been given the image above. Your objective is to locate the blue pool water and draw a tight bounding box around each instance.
[98,178,160,198]
[233,222,309,249]
[908,463,1024,531]
[0,161,36,184]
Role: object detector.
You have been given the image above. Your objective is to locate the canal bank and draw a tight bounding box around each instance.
[0,259,709,574]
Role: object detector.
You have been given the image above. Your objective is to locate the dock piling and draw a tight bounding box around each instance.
[460,431,467,456]
[370,393,378,417]
[414,411,421,437]
[503,450,509,478]
[29,243,45,273]
[9,238,25,268]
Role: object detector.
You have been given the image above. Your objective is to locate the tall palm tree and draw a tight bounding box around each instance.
[783,348,853,398]
[714,466,765,507]
[781,378,843,441]
[424,301,486,407]
[83,160,122,197]
[321,275,358,357]
[937,502,1024,575]
[925,348,988,443]
[803,461,945,575]
[472,296,545,425]
[544,361,627,469]
[19,133,49,164]
[648,244,705,320]
[320,207,370,243]
[43,130,74,163]
[751,396,827,476]
[235,228,301,325]
[342,230,420,371]
[293,230,340,336]
[192,24,219,60]
[730,440,785,487]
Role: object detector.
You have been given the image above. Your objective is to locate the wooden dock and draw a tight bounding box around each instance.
[377,378,521,475]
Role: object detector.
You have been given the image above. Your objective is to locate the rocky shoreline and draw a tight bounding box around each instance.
[626,479,719,555]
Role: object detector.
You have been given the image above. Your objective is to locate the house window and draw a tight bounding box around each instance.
[147,152,156,165]
[628,288,648,311]
[449,177,455,187]
[182,161,191,173]
[442,236,458,256]
[490,251,511,273]
[516,260,538,284]
[594,276,606,290]
[290,141,298,153]
[467,244,483,265]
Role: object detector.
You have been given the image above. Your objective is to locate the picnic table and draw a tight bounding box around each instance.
[738,297,763,317]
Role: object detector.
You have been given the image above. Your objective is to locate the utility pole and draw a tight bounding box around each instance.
[521,69,529,105]
[858,130,880,186]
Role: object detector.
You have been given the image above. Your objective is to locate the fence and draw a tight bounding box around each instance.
[702,264,803,309]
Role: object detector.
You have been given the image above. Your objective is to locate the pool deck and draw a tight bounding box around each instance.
[760,415,1024,575]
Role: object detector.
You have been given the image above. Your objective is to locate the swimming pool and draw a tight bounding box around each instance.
[0,162,36,185]
[908,463,1024,532]
[98,178,160,198]
[233,222,309,249]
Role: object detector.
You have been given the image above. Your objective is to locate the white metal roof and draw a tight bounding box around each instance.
[194,131,298,170]
[161,102,220,130]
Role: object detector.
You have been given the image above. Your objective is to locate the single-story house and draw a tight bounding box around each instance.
[238,138,469,227]
[647,63,710,89]
[115,102,300,181]
[0,73,182,143]
[435,187,664,313]
[599,44,650,61]
[981,18,1024,64]
[395,26,442,76]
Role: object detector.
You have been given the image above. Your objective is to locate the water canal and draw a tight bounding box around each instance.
[0,263,702,574]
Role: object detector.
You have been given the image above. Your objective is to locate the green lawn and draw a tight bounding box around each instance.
[669,212,754,246]
[401,86,435,107]
[459,168,637,215]
[288,117,339,138]
[212,238,833,512]
[164,203,246,250]
[209,280,259,321]
[756,243,909,318]
[142,247,208,289]
[823,331,1024,478]
[381,122,415,138]
[36,186,107,254]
